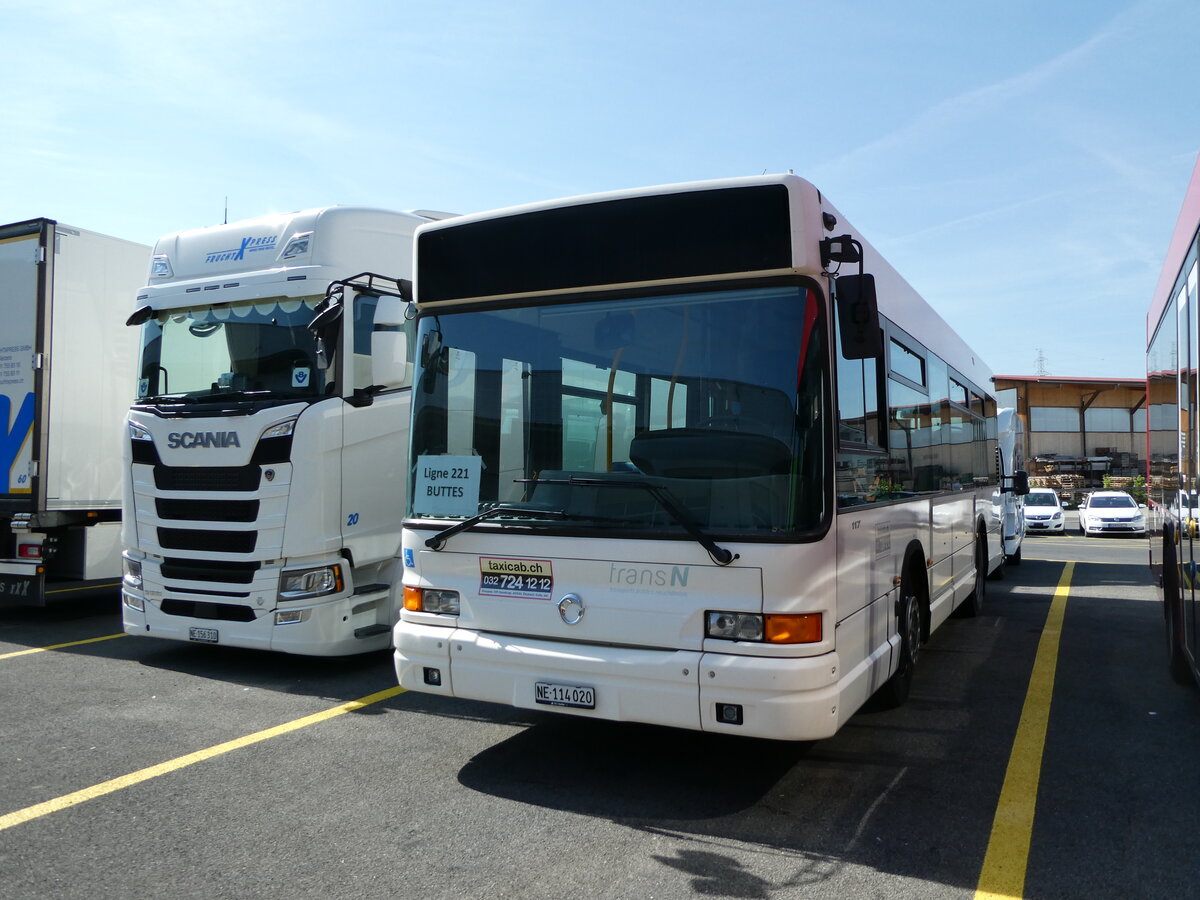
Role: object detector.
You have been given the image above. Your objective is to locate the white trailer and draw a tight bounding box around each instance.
[120,206,443,654]
[0,218,150,606]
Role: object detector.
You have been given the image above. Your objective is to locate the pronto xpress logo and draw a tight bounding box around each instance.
[205,235,278,264]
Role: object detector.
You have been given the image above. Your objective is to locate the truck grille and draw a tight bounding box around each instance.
[155,498,259,523]
[154,466,261,492]
[161,558,259,584]
[158,528,257,553]
[161,599,257,622]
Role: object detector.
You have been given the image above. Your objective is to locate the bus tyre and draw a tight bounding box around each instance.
[879,576,921,708]
[1163,535,1193,685]
[1166,597,1192,685]
[958,530,987,618]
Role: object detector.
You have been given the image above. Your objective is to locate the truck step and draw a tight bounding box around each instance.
[354,624,390,639]
[352,582,389,596]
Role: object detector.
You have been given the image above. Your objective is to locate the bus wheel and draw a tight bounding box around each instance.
[958,530,988,618]
[879,575,921,708]
[1166,597,1192,685]
[1163,537,1193,685]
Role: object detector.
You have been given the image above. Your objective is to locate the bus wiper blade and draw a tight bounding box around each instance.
[520,476,738,566]
[425,505,568,551]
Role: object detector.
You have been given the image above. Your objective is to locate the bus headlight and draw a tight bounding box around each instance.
[403,586,460,615]
[706,611,823,644]
[280,564,343,600]
[706,611,764,641]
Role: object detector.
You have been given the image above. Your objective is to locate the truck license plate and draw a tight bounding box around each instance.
[0,574,36,601]
[189,626,219,643]
[534,681,595,709]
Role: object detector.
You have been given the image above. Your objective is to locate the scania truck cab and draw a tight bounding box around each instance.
[121,206,443,654]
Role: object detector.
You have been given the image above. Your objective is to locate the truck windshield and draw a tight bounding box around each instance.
[134,296,327,402]
[409,284,829,539]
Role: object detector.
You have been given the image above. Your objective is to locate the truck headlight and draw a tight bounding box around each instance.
[128,421,153,442]
[280,564,343,600]
[123,558,143,590]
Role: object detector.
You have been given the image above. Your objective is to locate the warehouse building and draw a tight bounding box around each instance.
[993,375,1150,504]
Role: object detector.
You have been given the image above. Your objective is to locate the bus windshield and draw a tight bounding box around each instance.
[134,296,328,403]
[409,284,828,538]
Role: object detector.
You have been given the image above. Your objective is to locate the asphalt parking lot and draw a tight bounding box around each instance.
[2,526,1198,899]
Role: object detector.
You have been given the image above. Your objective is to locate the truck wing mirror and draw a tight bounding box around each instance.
[373,294,411,327]
[1012,470,1030,496]
[126,305,153,327]
[835,274,883,360]
[371,328,410,389]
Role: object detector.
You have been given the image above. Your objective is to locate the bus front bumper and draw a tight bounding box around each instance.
[394,622,843,741]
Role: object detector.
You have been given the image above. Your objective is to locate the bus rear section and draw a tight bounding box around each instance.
[394,175,1001,740]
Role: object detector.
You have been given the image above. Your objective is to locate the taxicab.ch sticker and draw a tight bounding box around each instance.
[479,557,553,599]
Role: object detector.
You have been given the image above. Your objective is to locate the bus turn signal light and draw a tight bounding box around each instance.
[764,613,823,644]
[403,586,423,611]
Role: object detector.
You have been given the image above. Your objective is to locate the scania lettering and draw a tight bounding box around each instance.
[0,218,149,607]
[166,432,242,449]
[121,206,453,655]
[394,175,1009,740]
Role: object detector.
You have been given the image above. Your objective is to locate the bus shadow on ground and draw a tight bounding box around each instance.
[458,715,811,821]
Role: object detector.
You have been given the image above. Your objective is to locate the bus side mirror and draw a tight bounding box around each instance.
[370,296,412,389]
[835,274,883,360]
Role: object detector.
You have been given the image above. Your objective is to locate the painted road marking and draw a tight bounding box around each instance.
[0,685,405,831]
[974,561,1073,899]
[0,633,127,661]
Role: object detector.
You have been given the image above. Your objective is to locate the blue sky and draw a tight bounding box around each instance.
[3,0,1198,379]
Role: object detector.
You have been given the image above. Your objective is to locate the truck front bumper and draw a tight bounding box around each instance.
[122,590,393,656]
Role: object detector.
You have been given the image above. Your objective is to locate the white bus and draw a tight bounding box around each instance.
[394,175,1007,740]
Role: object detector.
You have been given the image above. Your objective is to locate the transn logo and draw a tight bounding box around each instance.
[1,392,35,493]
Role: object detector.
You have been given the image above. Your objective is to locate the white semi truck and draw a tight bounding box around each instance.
[120,206,441,654]
[0,218,150,607]
[994,406,1028,571]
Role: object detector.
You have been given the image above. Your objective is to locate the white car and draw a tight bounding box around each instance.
[1022,488,1065,533]
[1078,490,1146,537]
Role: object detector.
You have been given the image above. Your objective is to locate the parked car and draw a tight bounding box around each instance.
[1077,490,1146,537]
[1023,488,1065,533]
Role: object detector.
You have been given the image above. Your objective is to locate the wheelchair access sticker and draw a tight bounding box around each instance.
[479,557,553,600]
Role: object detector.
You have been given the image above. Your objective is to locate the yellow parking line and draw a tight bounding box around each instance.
[974,561,1073,899]
[0,685,405,831]
[0,633,127,661]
